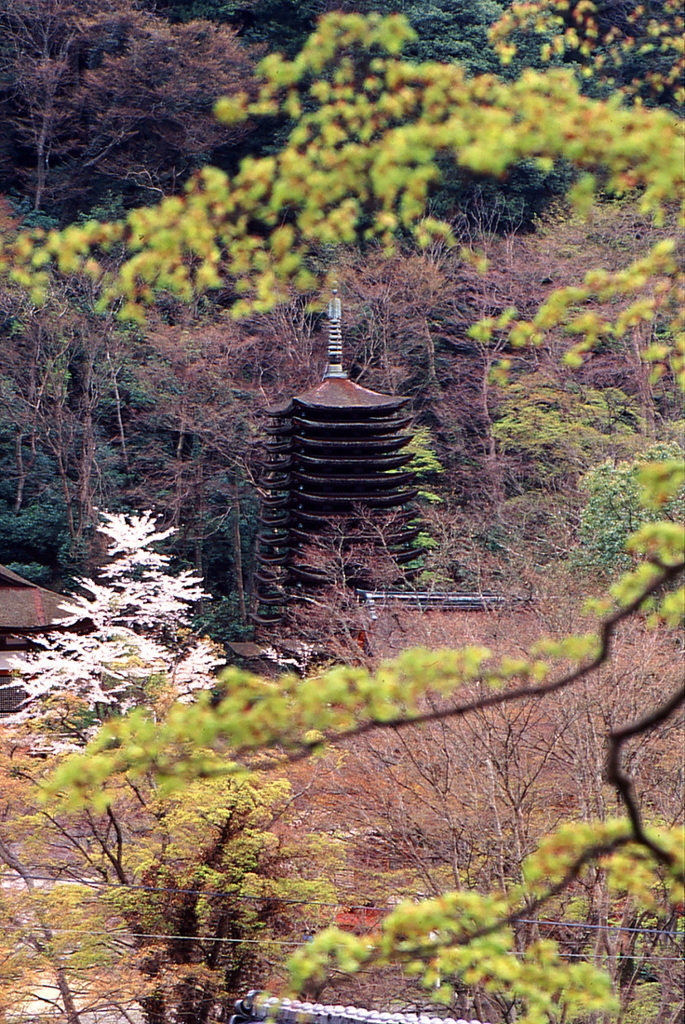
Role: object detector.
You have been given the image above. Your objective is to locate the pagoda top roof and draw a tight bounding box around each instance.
[269,377,408,414]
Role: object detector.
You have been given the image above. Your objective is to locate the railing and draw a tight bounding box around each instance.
[356,590,527,618]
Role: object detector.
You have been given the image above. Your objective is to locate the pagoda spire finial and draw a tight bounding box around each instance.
[324,287,347,379]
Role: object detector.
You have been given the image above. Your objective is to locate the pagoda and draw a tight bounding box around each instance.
[254,292,422,625]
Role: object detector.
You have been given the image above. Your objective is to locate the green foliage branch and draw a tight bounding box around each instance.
[1,13,682,348]
[44,512,684,1018]
[0,761,335,1022]
[490,0,685,108]
[46,524,684,803]
[576,443,685,575]
[285,823,682,1021]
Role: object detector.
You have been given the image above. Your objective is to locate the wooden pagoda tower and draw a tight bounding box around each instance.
[254,292,422,625]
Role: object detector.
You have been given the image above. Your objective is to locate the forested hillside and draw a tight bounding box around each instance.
[0,0,682,634]
[0,1,683,1022]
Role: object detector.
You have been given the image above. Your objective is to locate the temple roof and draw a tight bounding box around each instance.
[230,994,491,1024]
[0,565,72,634]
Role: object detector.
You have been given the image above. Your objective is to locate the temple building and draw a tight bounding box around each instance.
[254,292,422,626]
[0,564,73,714]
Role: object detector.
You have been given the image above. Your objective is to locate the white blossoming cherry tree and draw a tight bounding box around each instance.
[10,511,223,741]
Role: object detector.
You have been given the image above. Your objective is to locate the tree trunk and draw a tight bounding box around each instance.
[14,430,26,512]
[34,121,48,212]
[107,346,131,474]
[233,502,247,626]
[77,347,97,537]
[631,326,656,439]
[0,833,85,1024]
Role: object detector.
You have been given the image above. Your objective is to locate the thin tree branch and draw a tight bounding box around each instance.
[607,683,685,865]
[247,560,684,871]
[85,809,129,885]
[326,837,633,975]
[0,830,35,889]
[259,559,684,763]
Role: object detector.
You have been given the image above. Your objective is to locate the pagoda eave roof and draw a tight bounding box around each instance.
[289,565,330,584]
[293,470,416,488]
[294,452,412,470]
[291,435,410,453]
[292,417,411,435]
[296,488,418,507]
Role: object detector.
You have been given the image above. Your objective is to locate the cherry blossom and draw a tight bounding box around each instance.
[8,512,223,733]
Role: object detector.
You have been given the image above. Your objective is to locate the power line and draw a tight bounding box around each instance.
[32,930,304,946]
[6,874,345,907]
[4,873,682,939]
[516,917,683,937]
[14,931,685,964]
[15,924,685,949]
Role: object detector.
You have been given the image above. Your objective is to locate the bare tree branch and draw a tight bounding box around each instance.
[264,559,684,763]
[607,683,685,865]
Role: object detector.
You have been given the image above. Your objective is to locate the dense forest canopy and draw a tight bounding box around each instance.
[0,0,681,616]
[0,1,683,1022]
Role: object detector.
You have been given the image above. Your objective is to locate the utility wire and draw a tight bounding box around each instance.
[517,917,683,937]
[35,930,304,945]
[3,874,682,938]
[15,930,685,963]
[6,874,343,906]
[19,926,685,947]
